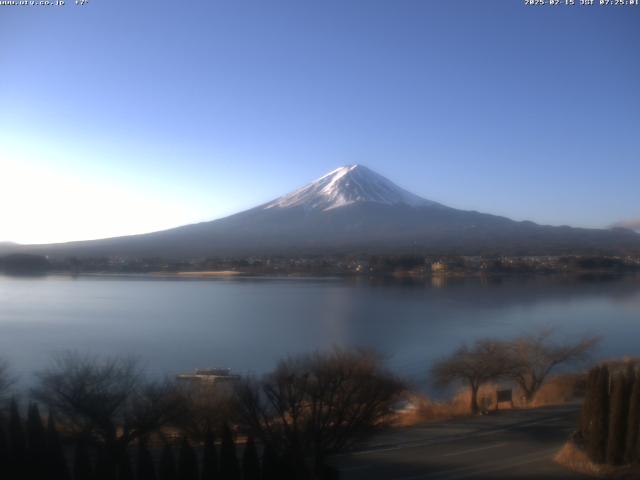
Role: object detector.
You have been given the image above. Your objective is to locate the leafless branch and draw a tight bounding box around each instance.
[235,348,406,472]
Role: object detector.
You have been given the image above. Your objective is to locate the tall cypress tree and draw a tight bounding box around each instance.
[587,365,610,464]
[607,372,629,465]
[201,427,218,480]
[625,369,640,464]
[261,443,279,480]
[8,399,26,479]
[137,439,157,480]
[95,446,117,480]
[242,436,260,480]
[219,424,240,480]
[277,450,298,480]
[74,439,95,480]
[0,420,9,478]
[580,366,600,438]
[178,437,199,480]
[159,443,177,480]
[117,448,134,480]
[46,412,71,480]
[637,427,640,467]
[27,403,47,480]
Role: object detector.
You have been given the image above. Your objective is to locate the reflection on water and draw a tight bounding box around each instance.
[0,273,639,387]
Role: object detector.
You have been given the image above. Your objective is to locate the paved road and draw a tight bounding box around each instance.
[333,404,590,480]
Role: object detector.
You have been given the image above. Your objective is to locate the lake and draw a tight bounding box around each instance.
[1,274,639,390]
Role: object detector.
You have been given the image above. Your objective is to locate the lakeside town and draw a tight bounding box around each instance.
[2,252,640,277]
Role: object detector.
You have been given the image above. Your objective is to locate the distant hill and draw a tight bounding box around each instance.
[4,165,640,259]
[0,253,51,275]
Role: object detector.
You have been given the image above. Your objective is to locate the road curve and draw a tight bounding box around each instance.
[334,404,590,480]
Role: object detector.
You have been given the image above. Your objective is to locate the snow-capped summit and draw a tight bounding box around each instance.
[263,164,440,211]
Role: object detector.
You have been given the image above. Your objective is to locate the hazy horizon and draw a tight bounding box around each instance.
[3,162,640,247]
[2,1,639,244]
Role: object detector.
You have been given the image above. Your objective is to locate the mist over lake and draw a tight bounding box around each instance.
[2,274,639,388]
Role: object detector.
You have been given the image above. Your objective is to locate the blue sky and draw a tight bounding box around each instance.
[1,0,639,243]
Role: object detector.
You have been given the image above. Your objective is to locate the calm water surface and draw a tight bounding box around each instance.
[1,274,639,387]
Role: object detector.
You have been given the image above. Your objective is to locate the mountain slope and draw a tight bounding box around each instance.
[6,165,640,258]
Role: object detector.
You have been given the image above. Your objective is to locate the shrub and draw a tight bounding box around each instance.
[236,348,405,473]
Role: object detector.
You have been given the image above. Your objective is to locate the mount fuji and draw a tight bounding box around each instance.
[6,165,640,258]
[262,165,440,211]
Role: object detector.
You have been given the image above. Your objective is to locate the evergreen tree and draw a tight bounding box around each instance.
[277,450,298,480]
[587,365,609,464]
[27,403,47,480]
[159,443,177,480]
[9,399,26,478]
[95,447,117,480]
[46,412,71,480]
[74,439,95,480]
[607,372,628,465]
[178,437,199,480]
[261,443,279,480]
[242,436,260,480]
[117,449,134,480]
[219,424,240,480]
[318,464,340,480]
[137,439,157,480]
[580,366,600,438]
[625,369,640,464]
[0,421,9,477]
[201,427,218,480]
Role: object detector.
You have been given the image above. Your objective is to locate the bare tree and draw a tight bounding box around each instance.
[32,352,186,448]
[505,330,600,402]
[235,348,405,476]
[126,379,189,442]
[431,339,510,414]
[32,352,140,442]
[175,381,237,440]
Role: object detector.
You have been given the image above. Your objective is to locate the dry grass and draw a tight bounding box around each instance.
[395,374,587,426]
[554,441,603,477]
[155,270,243,277]
[531,373,586,407]
[554,441,640,479]
[395,384,514,426]
[394,393,467,426]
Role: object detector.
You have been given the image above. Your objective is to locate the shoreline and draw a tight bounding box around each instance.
[1,270,638,283]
